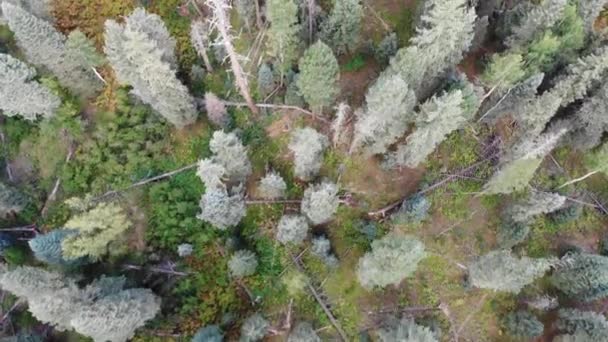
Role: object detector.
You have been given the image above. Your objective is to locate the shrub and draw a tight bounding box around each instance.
[276,215,309,246]
[289,127,328,181]
[257,172,287,199]
[229,250,258,278]
[301,182,339,225]
[503,311,544,339]
[240,313,269,342]
[392,195,430,224]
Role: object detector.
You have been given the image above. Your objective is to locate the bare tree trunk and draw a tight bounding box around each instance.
[254,0,263,30]
[200,49,214,73]
[558,170,601,189]
[307,0,315,43]
[206,0,260,117]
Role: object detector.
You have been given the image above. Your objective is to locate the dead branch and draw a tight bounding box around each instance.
[0,299,25,325]
[122,264,190,277]
[367,305,438,315]
[222,101,330,123]
[0,128,13,182]
[0,224,37,233]
[245,199,302,205]
[290,253,348,341]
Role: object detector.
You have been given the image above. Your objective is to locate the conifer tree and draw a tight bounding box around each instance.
[197,158,226,190]
[190,20,214,72]
[331,102,351,147]
[235,0,256,31]
[296,41,339,113]
[350,74,416,156]
[1,2,102,98]
[311,235,338,267]
[0,53,60,120]
[192,325,223,342]
[228,250,258,278]
[568,83,608,150]
[468,250,554,293]
[62,202,132,261]
[198,187,247,229]
[376,318,437,342]
[276,215,309,245]
[257,63,275,97]
[556,309,608,339]
[105,8,197,128]
[507,0,567,48]
[70,288,161,342]
[386,0,476,92]
[288,322,321,342]
[319,0,363,54]
[204,92,229,128]
[28,229,80,266]
[289,127,328,180]
[257,172,287,199]
[209,130,252,183]
[66,30,105,69]
[0,182,28,218]
[481,53,526,93]
[357,234,426,289]
[579,0,608,33]
[503,311,544,339]
[267,0,300,75]
[0,0,53,22]
[480,73,545,124]
[301,182,339,225]
[497,220,530,249]
[483,127,568,194]
[551,253,608,302]
[374,32,398,65]
[508,191,566,223]
[240,313,269,342]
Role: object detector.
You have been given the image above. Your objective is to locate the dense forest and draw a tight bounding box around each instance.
[1,0,608,341]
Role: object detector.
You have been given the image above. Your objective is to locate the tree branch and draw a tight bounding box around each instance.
[557,170,600,189]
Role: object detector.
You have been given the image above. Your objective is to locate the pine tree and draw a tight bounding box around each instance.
[481,53,526,93]
[288,322,321,342]
[289,127,328,180]
[1,2,102,98]
[579,0,608,33]
[508,191,567,223]
[276,215,309,245]
[480,73,544,124]
[300,182,339,225]
[192,325,223,342]
[319,0,363,54]
[62,203,131,261]
[497,220,530,249]
[386,0,476,92]
[386,89,469,168]
[0,0,53,22]
[568,83,608,150]
[257,172,287,199]
[70,288,161,342]
[28,229,80,266]
[376,318,437,342]
[66,30,105,68]
[228,250,258,278]
[503,311,544,339]
[104,8,197,128]
[551,253,608,302]
[483,127,568,194]
[0,53,60,120]
[357,234,426,289]
[190,20,214,72]
[257,63,275,97]
[507,0,568,48]
[204,92,229,127]
[468,250,554,293]
[556,309,608,339]
[350,74,416,156]
[196,158,226,190]
[0,182,28,218]
[296,41,339,113]
[177,243,193,257]
[208,130,252,183]
[267,0,300,75]
[374,32,398,65]
[392,194,430,224]
[198,188,246,229]
[311,235,338,267]
[240,313,269,342]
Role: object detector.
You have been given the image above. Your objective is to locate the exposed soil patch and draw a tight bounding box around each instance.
[338,56,381,107]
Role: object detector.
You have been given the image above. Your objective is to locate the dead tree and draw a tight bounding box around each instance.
[203,0,260,117]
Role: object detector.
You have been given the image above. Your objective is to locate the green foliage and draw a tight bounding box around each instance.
[276,214,309,245]
[62,89,167,194]
[149,0,197,70]
[0,182,28,219]
[296,41,339,112]
[28,229,82,266]
[376,318,438,342]
[228,250,258,278]
[482,53,526,91]
[3,246,28,266]
[503,311,544,339]
[551,253,608,302]
[301,182,339,225]
[266,0,300,74]
[556,309,608,338]
[320,0,363,54]
[240,313,269,342]
[392,195,430,225]
[341,54,366,72]
[497,220,530,249]
[192,325,223,342]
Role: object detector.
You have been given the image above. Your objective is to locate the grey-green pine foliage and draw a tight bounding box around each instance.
[0,0,53,23]
[0,53,60,120]
[235,0,256,30]
[300,182,339,225]
[503,311,544,339]
[556,309,608,339]
[374,32,398,64]
[483,127,568,194]
[376,318,438,342]
[468,250,554,293]
[197,187,247,230]
[507,0,568,48]
[386,0,476,92]
[228,250,258,278]
[508,191,567,223]
[257,63,275,97]
[311,235,338,267]
[568,81,608,150]
[267,0,300,74]
[197,158,227,190]
[481,53,526,93]
[350,74,416,156]
[192,325,223,342]
[289,127,328,180]
[392,195,430,224]
[480,73,544,124]
[240,313,269,342]
[190,20,214,71]
[551,253,608,302]
[104,8,197,128]
[257,172,287,199]
[497,220,530,249]
[66,30,105,68]
[28,229,80,266]
[296,41,339,112]
[209,131,252,183]
[177,243,193,257]
[288,322,321,342]
[276,215,309,245]
[319,0,362,54]
[1,2,102,98]
[0,182,28,218]
[357,234,426,289]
